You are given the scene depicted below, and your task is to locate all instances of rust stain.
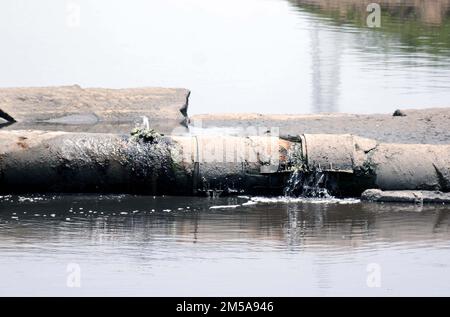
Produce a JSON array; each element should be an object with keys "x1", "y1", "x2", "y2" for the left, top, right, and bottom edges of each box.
[{"x1": 17, "y1": 136, "x2": 29, "y2": 149}]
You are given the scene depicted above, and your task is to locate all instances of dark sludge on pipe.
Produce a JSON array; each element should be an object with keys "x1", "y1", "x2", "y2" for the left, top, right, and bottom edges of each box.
[
  {"x1": 0, "y1": 130, "x2": 293, "y2": 195},
  {"x1": 1, "y1": 130, "x2": 449, "y2": 197}
]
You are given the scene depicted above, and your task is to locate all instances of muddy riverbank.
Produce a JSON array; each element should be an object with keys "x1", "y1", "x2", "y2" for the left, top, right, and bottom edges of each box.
[
  {"x1": 0, "y1": 86, "x2": 190, "y2": 134},
  {"x1": 192, "y1": 107, "x2": 450, "y2": 144},
  {"x1": 2, "y1": 85, "x2": 448, "y2": 145}
]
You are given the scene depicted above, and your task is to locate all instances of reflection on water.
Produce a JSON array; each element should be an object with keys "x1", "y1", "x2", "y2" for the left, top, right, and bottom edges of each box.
[
  {"x1": 0, "y1": 194, "x2": 449, "y2": 296},
  {"x1": 1, "y1": 0, "x2": 450, "y2": 114},
  {"x1": 292, "y1": 0, "x2": 450, "y2": 53},
  {"x1": 291, "y1": 0, "x2": 450, "y2": 113},
  {"x1": 293, "y1": 0, "x2": 450, "y2": 27},
  {"x1": 310, "y1": 19, "x2": 343, "y2": 112}
]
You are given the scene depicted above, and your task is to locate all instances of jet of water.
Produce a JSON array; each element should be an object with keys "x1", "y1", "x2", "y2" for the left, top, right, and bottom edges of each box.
[
  {"x1": 141, "y1": 116, "x2": 150, "y2": 130},
  {"x1": 284, "y1": 169, "x2": 331, "y2": 198}
]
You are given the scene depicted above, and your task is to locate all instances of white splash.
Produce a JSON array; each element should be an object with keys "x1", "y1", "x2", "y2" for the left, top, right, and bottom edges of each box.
[
  {"x1": 141, "y1": 116, "x2": 150, "y2": 130},
  {"x1": 248, "y1": 196, "x2": 361, "y2": 205}
]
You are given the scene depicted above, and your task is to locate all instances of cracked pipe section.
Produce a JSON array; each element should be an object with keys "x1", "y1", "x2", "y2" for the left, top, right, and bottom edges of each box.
[{"x1": 299, "y1": 134, "x2": 450, "y2": 195}]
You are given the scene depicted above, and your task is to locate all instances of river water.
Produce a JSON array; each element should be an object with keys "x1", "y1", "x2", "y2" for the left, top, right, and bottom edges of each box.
[
  {"x1": 1, "y1": 0, "x2": 450, "y2": 296},
  {"x1": 1, "y1": 0, "x2": 450, "y2": 114},
  {"x1": 0, "y1": 194, "x2": 449, "y2": 296}
]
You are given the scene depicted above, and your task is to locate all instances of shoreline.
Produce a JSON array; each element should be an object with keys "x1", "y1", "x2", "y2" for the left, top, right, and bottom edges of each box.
[
  {"x1": 1, "y1": 86, "x2": 449, "y2": 145},
  {"x1": 191, "y1": 107, "x2": 450, "y2": 145}
]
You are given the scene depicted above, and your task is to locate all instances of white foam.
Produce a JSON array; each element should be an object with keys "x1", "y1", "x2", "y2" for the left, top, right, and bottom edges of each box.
[
  {"x1": 209, "y1": 205, "x2": 240, "y2": 209},
  {"x1": 248, "y1": 196, "x2": 361, "y2": 205},
  {"x1": 242, "y1": 201, "x2": 258, "y2": 206}
]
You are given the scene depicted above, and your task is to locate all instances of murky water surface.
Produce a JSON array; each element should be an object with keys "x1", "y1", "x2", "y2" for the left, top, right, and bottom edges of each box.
[{"x1": 0, "y1": 194, "x2": 449, "y2": 296}]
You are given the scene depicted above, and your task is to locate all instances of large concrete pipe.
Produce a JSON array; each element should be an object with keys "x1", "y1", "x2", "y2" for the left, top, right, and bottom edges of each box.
[
  {"x1": 1, "y1": 130, "x2": 449, "y2": 196},
  {"x1": 298, "y1": 134, "x2": 450, "y2": 196},
  {"x1": 0, "y1": 130, "x2": 293, "y2": 195}
]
